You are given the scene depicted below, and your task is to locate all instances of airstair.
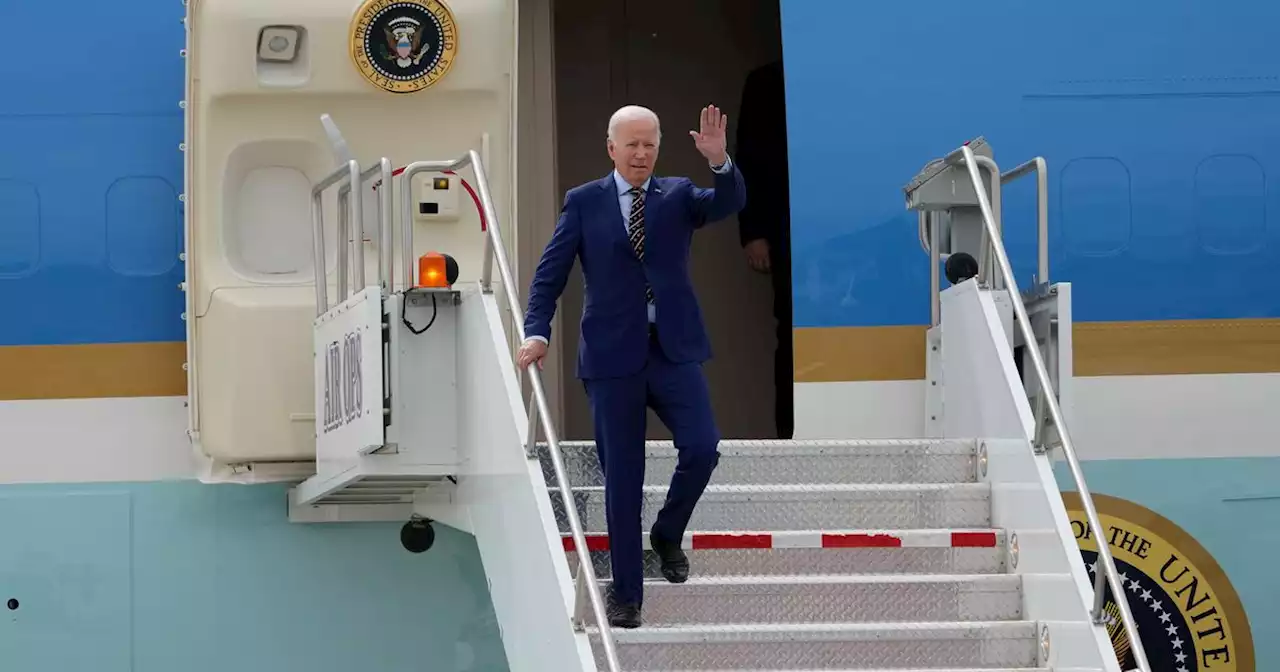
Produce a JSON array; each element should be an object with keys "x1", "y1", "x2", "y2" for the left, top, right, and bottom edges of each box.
[{"x1": 276, "y1": 124, "x2": 1150, "y2": 670}]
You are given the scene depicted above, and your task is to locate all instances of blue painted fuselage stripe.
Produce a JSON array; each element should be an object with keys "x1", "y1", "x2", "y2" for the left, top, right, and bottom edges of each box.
[{"x1": 780, "y1": 0, "x2": 1280, "y2": 329}]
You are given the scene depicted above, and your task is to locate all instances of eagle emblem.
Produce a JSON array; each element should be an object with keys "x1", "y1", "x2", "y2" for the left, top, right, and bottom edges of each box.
[
  {"x1": 381, "y1": 16, "x2": 432, "y2": 68},
  {"x1": 350, "y1": 0, "x2": 458, "y2": 94}
]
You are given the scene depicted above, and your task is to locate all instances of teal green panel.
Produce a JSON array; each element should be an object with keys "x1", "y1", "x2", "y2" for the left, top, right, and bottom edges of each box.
[
  {"x1": 0, "y1": 491, "x2": 134, "y2": 669},
  {"x1": 0, "y1": 481, "x2": 510, "y2": 672}
]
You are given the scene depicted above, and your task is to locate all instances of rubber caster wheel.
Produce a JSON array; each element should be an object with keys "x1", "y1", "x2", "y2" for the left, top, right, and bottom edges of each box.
[{"x1": 401, "y1": 515, "x2": 435, "y2": 553}]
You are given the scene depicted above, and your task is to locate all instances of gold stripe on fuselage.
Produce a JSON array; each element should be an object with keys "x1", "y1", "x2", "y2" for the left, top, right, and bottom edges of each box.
[
  {"x1": 795, "y1": 318, "x2": 1280, "y2": 383},
  {"x1": 2, "y1": 317, "x2": 1279, "y2": 400},
  {"x1": 0, "y1": 341, "x2": 187, "y2": 400}
]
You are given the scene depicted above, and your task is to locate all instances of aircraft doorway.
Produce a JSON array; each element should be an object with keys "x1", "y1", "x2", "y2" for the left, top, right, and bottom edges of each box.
[{"x1": 521, "y1": 0, "x2": 792, "y2": 441}]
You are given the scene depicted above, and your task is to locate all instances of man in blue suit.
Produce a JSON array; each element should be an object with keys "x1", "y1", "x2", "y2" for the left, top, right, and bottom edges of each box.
[{"x1": 518, "y1": 104, "x2": 746, "y2": 628}]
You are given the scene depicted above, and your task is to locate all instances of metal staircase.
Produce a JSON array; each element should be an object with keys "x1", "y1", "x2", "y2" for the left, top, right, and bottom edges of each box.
[
  {"x1": 517, "y1": 137, "x2": 1148, "y2": 671},
  {"x1": 539, "y1": 438, "x2": 1078, "y2": 670}
]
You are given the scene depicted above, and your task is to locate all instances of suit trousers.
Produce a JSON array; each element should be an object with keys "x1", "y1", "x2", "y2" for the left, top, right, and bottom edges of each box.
[{"x1": 584, "y1": 327, "x2": 721, "y2": 606}]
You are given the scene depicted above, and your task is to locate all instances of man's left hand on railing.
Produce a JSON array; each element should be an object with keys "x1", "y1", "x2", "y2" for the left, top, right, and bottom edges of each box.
[{"x1": 517, "y1": 337, "x2": 548, "y2": 370}]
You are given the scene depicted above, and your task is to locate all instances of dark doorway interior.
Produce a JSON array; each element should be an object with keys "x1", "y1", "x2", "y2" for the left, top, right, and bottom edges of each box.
[{"x1": 550, "y1": 0, "x2": 793, "y2": 440}]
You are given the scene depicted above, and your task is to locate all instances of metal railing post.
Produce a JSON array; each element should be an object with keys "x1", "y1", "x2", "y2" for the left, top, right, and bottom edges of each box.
[
  {"x1": 337, "y1": 190, "x2": 350, "y2": 300},
  {"x1": 379, "y1": 157, "x2": 393, "y2": 291},
  {"x1": 572, "y1": 562, "x2": 589, "y2": 631},
  {"x1": 312, "y1": 188, "x2": 329, "y2": 316},
  {"x1": 958, "y1": 144, "x2": 1150, "y2": 672},
  {"x1": 526, "y1": 396, "x2": 541, "y2": 458},
  {"x1": 336, "y1": 160, "x2": 389, "y2": 296},
  {"x1": 927, "y1": 211, "x2": 940, "y2": 327},
  {"x1": 311, "y1": 159, "x2": 361, "y2": 316},
  {"x1": 1001, "y1": 157, "x2": 1049, "y2": 286},
  {"x1": 1036, "y1": 159, "x2": 1049, "y2": 285},
  {"x1": 400, "y1": 166, "x2": 418, "y2": 290},
  {"x1": 347, "y1": 160, "x2": 364, "y2": 295},
  {"x1": 972, "y1": 155, "x2": 1002, "y2": 290},
  {"x1": 467, "y1": 150, "x2": 500, "y2": 294}
]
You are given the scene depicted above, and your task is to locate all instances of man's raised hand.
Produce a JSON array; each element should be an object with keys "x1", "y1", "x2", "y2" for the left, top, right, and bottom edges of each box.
[{"x1": 690, "y1": 105, "x2": 728, "y2": 167}]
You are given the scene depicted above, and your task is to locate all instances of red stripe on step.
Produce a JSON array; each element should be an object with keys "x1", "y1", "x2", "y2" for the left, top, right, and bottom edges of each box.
[
  {"x1": 563, "y1": 536, "x2": 611, "y2": 552},
  {"x1": 562, "y1": 531, "x2": 998, "y2": 551},
  {"x1": 691, "y1": 533, "x2": 772, "y2": 549},
  {"x1": 950, "y1": 531, "x2": 999, "y2": 547},
  {"x1": 821, "y1": 533, "x2": 902, "y2": 548}
]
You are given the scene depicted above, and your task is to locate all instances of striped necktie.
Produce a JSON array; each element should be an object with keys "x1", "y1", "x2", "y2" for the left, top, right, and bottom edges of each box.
[{"x1": 626, "y1": 186, "x2": 655, "y2": 304}]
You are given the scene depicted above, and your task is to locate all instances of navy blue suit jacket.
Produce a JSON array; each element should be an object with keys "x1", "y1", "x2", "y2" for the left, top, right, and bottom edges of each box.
[{"x1": 524, "y1": 164, "x2": 747, "y2": 380}]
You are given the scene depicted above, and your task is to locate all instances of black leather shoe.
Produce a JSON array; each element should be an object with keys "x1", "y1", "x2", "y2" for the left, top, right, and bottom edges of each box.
[
  {"x1": 649, "y1": 530, "x2": 690, "y2": 583},
  {"x1": 606, "y1": 588, "x2": 642, "y2": 629}
]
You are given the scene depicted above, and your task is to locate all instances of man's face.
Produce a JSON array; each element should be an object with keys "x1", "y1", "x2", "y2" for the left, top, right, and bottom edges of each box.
[{"x1": 607, "y1": 118, "x2": 660, "y2": 187}]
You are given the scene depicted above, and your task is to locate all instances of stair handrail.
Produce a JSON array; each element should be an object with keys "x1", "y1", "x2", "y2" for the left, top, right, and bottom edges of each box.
[
  {"x1": 391, "y1": 151, "x2": 622, "y2": 670},
  {"x1": 952, "y1": 144, "x2": 1150, "y2": 672},
  {"x1": 1001, "y1": 157, "x2": 1050, "y2": 287}
]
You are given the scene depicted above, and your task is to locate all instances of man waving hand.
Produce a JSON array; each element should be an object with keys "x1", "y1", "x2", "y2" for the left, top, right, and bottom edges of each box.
[{"x1": 519, "y1": 104, "x2": 746, "y2": 628}]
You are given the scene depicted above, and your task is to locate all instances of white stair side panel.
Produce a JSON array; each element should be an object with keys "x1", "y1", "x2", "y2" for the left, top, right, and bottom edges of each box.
[
  {"x1": 1017, "y1": 574, "x2": 1095, "y2": 621},
  {"x1": 986, "y1": 446, "x2": 1119, "y2": 671},
  {"x1": 1037, "y1": 621, "x2": 1123, "y2": 672},
  {"x1": 429, "y1": 284, "x2": 594, "y2": 672},
  {"x1": 938, "y1": 281, "x2": 1034, "y2": 442},
  {"x1": 1027, "y1": 453, "x2": 1118, "y2": 640},
  {"x1": 990, "y1": 484, "x2": 1059, "y2": 529},
  {"x1": 412, "y1": 480, "x2": 473, "y2": 533},
  {"x1": 924, "y1": 325, "x2": 943, "y2": 437},
  {"x1": 940, "y1": 284, "x2": 1119, "y2": 672},
  {"x1": 981, "y1": 439, "x2": 1093, "y2": 594},
  {"x1": 1004, "y1": 530, "x2": 1077, "y2": 575}
]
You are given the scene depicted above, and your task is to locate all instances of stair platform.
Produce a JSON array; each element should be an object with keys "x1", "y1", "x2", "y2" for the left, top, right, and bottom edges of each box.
[{"x1": 288, "y1": 454, "x2": 455, "y2": 522}]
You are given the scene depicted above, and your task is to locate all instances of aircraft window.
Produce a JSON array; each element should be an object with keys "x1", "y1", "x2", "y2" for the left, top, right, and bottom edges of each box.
[{"x1": 231, "y1": 165, "x2": 314, "y2": 278}]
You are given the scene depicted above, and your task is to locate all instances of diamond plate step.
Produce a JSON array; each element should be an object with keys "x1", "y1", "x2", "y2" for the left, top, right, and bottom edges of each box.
[
  {"x1": 609, "y1": 574, "x2": 1023, "y2": 625},
  {"x1": 537, "y1": 439, "x2": 978, "y2": 487},
  {"x1": 567, "y1": 532, "x2": 1008, "y2": 579},
  {"x1": 587, "y1": 621, "x2": 1041, "y2": 670},
  {"x1": 552, "y1": 483, "x2": 992, "y2": 532}
]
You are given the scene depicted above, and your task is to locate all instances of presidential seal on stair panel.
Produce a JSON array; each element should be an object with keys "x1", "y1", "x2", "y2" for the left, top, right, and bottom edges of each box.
[
  {"x1": 350, "y1": 0, "x2": 458, "y2": 94},
  {"x1": 1061, "y1": 492, "x2": 1254, "y2": 672}
]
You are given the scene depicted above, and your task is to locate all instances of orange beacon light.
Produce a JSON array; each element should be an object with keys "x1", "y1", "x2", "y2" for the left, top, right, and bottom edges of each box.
[{"x1": 417, "y1": 252, "x2": 458, "y2": 288}]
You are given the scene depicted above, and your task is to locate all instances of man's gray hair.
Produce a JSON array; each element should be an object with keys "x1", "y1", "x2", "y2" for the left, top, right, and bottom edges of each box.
[{"x1": 607, "y1": 105, "x2": 662, "y2": 144}]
